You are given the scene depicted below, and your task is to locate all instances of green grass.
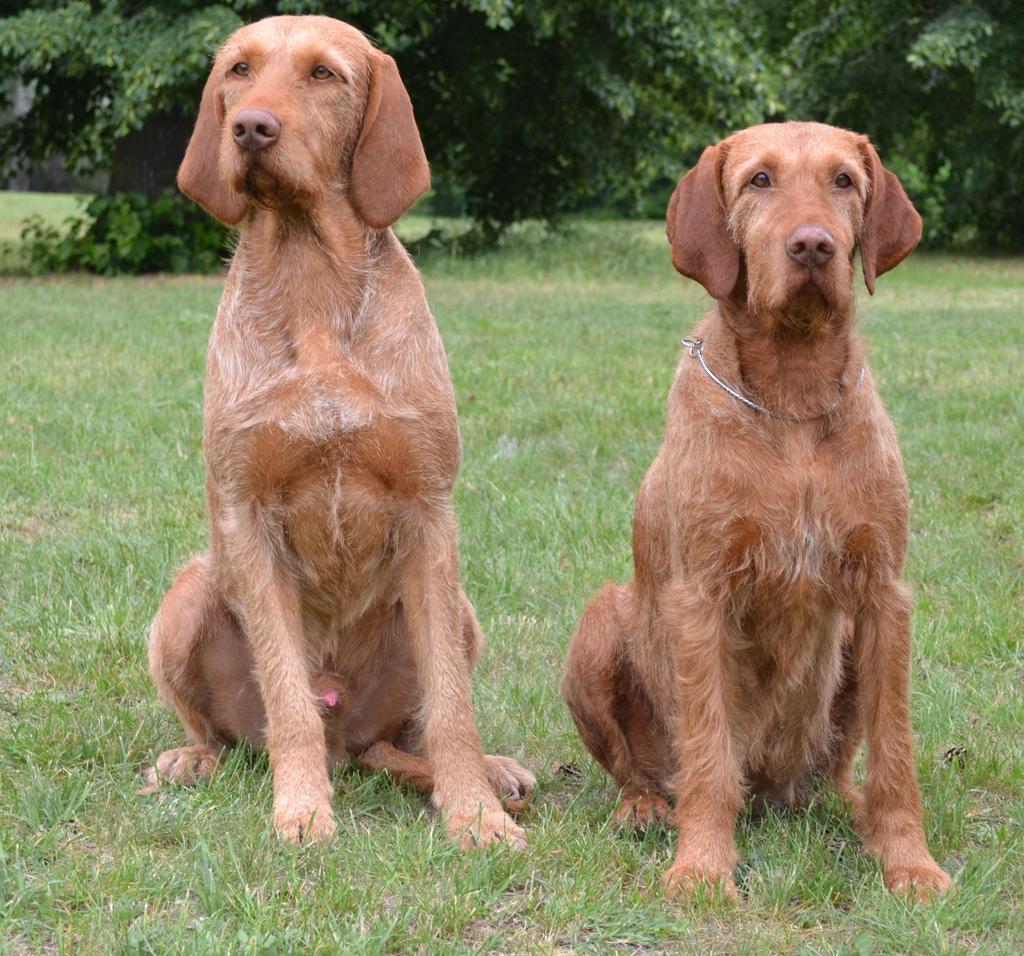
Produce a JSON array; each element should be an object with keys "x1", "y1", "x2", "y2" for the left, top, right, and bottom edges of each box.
[{"x1": 1, "y1": 197, "x2": 1022, "y2": 953}]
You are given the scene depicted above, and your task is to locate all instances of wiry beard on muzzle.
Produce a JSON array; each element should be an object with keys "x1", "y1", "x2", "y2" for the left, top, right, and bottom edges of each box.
[
  {"x1": 748, "y1": 272, "x2": 848, "y2": 335},
  {"x1": 232, "y1": 158, "x2": 306, "y2": 212}
]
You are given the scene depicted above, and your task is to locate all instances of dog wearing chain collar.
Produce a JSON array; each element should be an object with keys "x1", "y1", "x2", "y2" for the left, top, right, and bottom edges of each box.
[{"x1": 561, "y1": 121, "x2": 951, "y2": 900}]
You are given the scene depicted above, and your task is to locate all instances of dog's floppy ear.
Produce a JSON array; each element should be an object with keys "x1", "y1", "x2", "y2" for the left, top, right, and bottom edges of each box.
[
  {"x1": 666, "y1": 144, "x2": 739, "y2": 300},
  {"x1": 177, "y1": 60, "x2": 248, "y2": 226},
  {"x1": 350, "y1": 51, "x2": 430, "y2": 230},
  {"x1": 859, "y1": 141, "x2": 922, "y2": 295}
]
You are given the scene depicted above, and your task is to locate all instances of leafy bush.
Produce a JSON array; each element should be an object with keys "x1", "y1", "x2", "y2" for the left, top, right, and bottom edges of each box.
[
  {"x1": 885, "y1": 156, "x2": 965, "y2": 249},
  {"x1": 21, "y1": 191, "x2": 230, "y2": 275}
]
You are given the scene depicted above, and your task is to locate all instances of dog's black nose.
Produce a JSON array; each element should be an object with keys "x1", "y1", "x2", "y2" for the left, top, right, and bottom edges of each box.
[
  {"x1": 232, "y1": 109, "x2": 282, "y2": 151},
  {"x1": 786, "y1": 225, "x2": 836, "y2": 267}
]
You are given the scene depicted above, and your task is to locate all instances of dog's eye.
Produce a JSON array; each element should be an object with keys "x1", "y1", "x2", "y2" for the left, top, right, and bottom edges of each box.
[
  {"x1": 311, "y1": 65, "x2": 334, "y2": 80},
  {"x1": 750, "y1": 172, "x2": 772, "y2": 189},
  {"x1": 232, "y1": 62, "x2": 250, "y2": 77},
  {"x1": 835, "y1": 173, "x2": 854, "y2": 189}
]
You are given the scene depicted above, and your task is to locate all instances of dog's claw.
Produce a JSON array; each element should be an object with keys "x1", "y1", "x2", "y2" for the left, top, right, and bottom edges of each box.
[
  {"x1": 138, "y1": 745, "x2": 220, "y2": 793},
  {"x1": 615, "y1": 790, "x2": 672, "y2": 829}
]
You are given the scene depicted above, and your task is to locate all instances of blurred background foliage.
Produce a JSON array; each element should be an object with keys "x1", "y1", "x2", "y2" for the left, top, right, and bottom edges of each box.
[{"x1": 0, "y1": 0, "x2": 1021, "y2": 272}]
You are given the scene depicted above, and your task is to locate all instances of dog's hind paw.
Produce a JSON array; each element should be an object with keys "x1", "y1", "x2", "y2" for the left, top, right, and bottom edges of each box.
[
  {"x1": 615, "y1": 789, "x2": 672, "y2": 829},
  {"x1": 137, "y1": 745, "x2": 220, "y2": 793},
  {"x1": 484, "y1": 754, "x2": 537, "y2": 814}
]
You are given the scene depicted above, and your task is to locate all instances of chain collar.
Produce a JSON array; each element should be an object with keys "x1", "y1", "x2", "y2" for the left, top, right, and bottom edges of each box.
[{"x1": 681, "y1": 337, "x2": 865, "y2": 424}]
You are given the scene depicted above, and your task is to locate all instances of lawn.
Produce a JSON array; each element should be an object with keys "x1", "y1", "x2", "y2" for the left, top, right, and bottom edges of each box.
[{"x1": 1, "y1": 200, "x2": 1022, "y2": 953}]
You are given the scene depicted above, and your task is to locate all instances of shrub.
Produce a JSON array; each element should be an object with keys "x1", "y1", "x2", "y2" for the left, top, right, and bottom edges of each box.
[{"x1": 21, "y1": 191, "x2": 230, "y2": 275}]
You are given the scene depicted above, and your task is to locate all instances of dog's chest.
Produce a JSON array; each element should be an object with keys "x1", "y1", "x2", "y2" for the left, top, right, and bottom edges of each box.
[
  {"x1": 719, "y1": 441, "x2": 880, "y2": 607},
  {"x1": 205, "y1": 296, "x2": 460, "y2": 608},
  {"x1": 206, "y1": 302, "x2": 459, "y2": 492},
  {"x1": 720, "y1": 464, "x2": 867, "y2": 787},
  {"x1": 749, "y1": 485, "x2": 841, "y2": 596}
]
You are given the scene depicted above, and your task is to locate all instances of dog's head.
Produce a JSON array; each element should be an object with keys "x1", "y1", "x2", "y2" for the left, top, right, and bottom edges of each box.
[
  {"x1": 177, "y1": 15, "x2": 429, "y2": 230},
  {"x1": 666, "y1": 122, "x2": 921, "y2": 320}
]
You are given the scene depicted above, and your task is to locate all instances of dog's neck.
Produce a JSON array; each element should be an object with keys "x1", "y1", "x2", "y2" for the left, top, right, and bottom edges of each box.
[
  {"x1": 716, "y1": 289, "x2": 858, "y2": 422},
  {"x1": 231, "y1": 192, "x2": 386, "y2": 341}
]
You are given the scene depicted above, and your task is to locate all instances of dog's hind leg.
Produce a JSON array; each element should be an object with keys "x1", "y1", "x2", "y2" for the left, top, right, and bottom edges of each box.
[
  {"x1": 562, "y1": 583, "x2": 673, "y2": 827},
  {"x1": 827, "y1": 626, "x2": 866, "y2": 824},
  {"x1": 142, "y1": 554, "x2": 239, "y2": 791},
  {"x1": 353, "y1": 590, "x2": 536, "y2": 815},
  {"x1": 358, "y1": 741, "x2": 536, "y2": 814}
]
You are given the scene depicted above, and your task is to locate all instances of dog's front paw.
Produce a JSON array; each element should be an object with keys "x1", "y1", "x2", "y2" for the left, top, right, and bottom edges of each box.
[
  {"x1": 484, "y1": 754, "x2": 537, "y2": 814},
  {"x1": 883, "y1": 859, "x2": 951, "y2": 901},
  {"x1": 662, "y1": 861, "x2": 738, "y2": 902},
  {"x1": 273, "y1": 800, "x2": 336, "y2": 845},
  {"x1": 446, "y1": 806, "x2": 527, "y2": 851}
]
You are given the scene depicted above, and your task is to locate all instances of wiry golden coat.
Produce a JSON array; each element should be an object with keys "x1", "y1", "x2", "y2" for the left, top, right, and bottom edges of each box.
[
  {"x1": 146, "y1": 15, "x2": 533, "y2": 847},
  {"x1": 562, "y1": 122, "x2": 951, "y2": 900}
]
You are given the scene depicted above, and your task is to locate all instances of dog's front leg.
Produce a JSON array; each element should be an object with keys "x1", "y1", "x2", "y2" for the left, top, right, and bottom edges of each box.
[
  {"x1": 223, "y1": 518, "x2": 334, "y2": 844},
  {"x1": 399, "y1": 512, "x2": 526, "y2": 849},
  {"x1": 661, "y1": 585, "x2": 743, "y2": 900},
  {"x1": 855, "y1": 580, "x2": 950, "y2": 899}
]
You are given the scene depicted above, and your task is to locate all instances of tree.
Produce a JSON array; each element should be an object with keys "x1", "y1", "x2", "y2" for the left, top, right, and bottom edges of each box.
[
  {"x1": 756, "y1": 0, "x2": 1024, "y2": 248},
  {"x1": 5, "y1": 1, "x2": 1020, "y2": 253},
  {"x1": 0, "y1": 0, "x2": 771, "y2": 231},
  {"x1": 0, "y1": 2, "x2": 244, "y2": 195}
]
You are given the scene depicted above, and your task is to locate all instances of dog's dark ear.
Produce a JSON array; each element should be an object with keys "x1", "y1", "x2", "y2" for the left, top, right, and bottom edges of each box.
[
  {"x1": 666, "y1": 144, "x2": 739, "y2": 300},
  {"x1": 177, "y1": 60, "x2": 248, "y2": 226},
  {"x1": 859, "y1": 141, "x2": 922, "y2": 294},
  {"x1": 350, "y1": 51, "x2": 430, "y2": 230}
]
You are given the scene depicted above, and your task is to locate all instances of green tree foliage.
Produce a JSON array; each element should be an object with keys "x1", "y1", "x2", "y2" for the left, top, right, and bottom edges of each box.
[
  {"x1": 1, "y1": 0, "x2": 1022, "y2": 257},
  {"x1": 0, "y1": 0, "x2": 772, "y2": 233},
  {"x1": 760, "y1": 0, "x2": 1024, "y2": 248},
  {"x1": 0, "y1": 2, "x2": 242, "y2": 177},
  {"x1": 20, "y1": 189, "x2": 229, "y2": 274},
  {"x1": 361, "y1": 0, "x2": 776, "y2": 228}
]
